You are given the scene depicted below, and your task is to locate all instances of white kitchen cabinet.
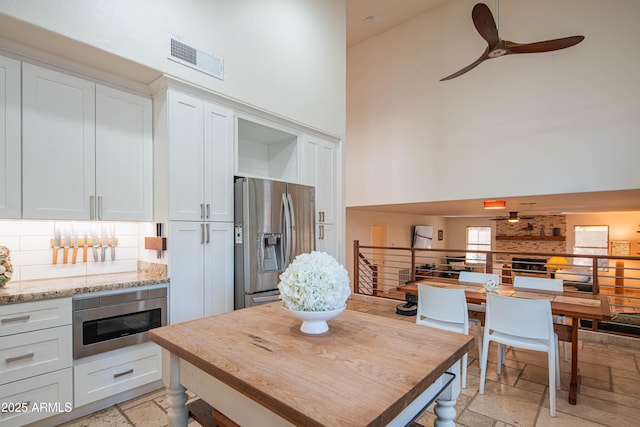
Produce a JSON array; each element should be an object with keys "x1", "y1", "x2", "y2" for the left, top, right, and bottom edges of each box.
[
  {"x1": 22, "y1": 63, "x2": 153, "y2": 220},
  {"x1": 0, "y1": 298, "x2": 72, "y2": 427},
  {"x1": 22, "y1": 63, "x2": 95, "y2": 220},
  {"x1": 0, "y1": 368, "x2": 73, "y2": 427},
  {"x1": 168, "y1": 221, "x2": 234, "y2": 324},
  {"x1": 0, "y1": 55, "x2": 21, "y2": 219},
  {"x1": 168, "y1": 91, "x2": 234, "y2": 222},
  {"x1": 73, "y1": 341, "x2": 161, "y2": 407},
  {"x1": 302, "y1": 135, "x2": 340, "y2": 258},
  {"x1": 95, "y1": 85, "x2": 153, "y2": 221},
  {"x1": 316, "y1": 222, "x2": 339, "y2": 258}
]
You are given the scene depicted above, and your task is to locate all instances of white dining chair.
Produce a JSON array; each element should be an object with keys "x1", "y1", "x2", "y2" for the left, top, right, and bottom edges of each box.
[
  {"x1": 513, "y1": 276, "x2": 569, "y2": 361},
  {"x1": 416, "y1": 284, "x2": 481, "y2": 389},
  {"x1": 458, "y1": 271, "x2": 500, "y2": 313},
  {"x1": 479, "y1": 292, "x2": 560, "y2": 417}
]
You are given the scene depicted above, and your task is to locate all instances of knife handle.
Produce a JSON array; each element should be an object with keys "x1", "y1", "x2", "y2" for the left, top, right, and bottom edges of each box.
[
  {"x1": 52, "y1": 247, "x2": 59, "y2": 265},
  {"x1": 72, "y1": 246, "x2": 78, "y2": 264},
  {"x1": 83, "y1": 246, "x2": 88, "y2": 263},
  {"x1": 63, "y1": 247, "x2": 69, "y2": 264},
  {"x1": 93, "y1": 247, "x2": 98, "y2": 262},
  {"x1": 101, "y1": 246, "x2": 106, "y2": 262}
]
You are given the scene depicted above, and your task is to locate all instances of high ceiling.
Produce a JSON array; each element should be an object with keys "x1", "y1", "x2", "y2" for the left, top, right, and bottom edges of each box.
[
  {"x1": 346, "y1": 1, "x2": 640, "y2": 218},
  {"x1": 347, "y1": 0, "x2": 449, "y2": 47}
]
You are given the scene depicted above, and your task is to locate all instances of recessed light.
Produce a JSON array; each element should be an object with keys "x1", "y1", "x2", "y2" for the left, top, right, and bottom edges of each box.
[{"x1": 363, "y1": 16, "x2": 374, "y2": 24}]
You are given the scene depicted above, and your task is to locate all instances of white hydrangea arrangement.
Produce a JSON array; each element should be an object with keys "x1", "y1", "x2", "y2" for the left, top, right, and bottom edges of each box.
[{"x1": 278, "y1": 251, "x2": 350, "y2": 312}]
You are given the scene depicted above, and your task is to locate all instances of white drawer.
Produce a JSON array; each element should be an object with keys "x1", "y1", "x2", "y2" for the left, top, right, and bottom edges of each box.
[
  {"x1": 74, "y1": 342, "x2": 161, "y2": 407},
  {"x1": 0, "y1": 367, "x2": 73, "y2": 427},
  {"x1": 0, "y1": 325, "x2": 72, "y2": 386},
  {"x1": 0, "y1": 298, "x2": 71, "y2": 337}
]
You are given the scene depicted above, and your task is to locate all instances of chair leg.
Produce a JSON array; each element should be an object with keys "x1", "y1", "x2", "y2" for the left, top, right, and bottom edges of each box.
[
  {"x1": 555, "y1": 337, "x2": 561, "y2": 389},
  {"x1": 461, "y1": 353, "x2": 468, "y2": 389},
  {"x1": 476, "y1": 323, "x2": 483, "y2": 361},
  {"x1": 548, "y1": 347, "x2": 557, "y2": 417},
  {"x1": 479, "y1": 336, "x2": 491, "y2": 394},
  {"x1": 496, "y1": 343, "x2": 504, "y2": 375},
  {"x1": 562, "y1": 341, "x2": 568, "y2": 362}
]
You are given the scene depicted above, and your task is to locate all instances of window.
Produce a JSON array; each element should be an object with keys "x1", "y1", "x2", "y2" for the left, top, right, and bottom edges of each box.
[
  {"x1": 467, "y1": 226, "x2": 491, "y2": 263},
  {"x1": 573, "y1": 225, "x2": 608, "y2": 268}
]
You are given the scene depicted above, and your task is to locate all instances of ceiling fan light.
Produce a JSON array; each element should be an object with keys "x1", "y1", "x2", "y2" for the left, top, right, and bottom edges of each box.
[
  {"x1": 507, "y1": 211, "x2": 520, "y2": 223},
  {"x1": 484, "y1": 200, "x2": 506, "y2": 209}
]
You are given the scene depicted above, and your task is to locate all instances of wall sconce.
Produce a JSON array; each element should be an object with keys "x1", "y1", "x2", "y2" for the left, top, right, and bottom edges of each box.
[
  {"x1": 507, "y1": 212, "x2": 520, "y2": 223},
  {"x1": 483, "y1": 200, "x2": 506, "y2": 209}
]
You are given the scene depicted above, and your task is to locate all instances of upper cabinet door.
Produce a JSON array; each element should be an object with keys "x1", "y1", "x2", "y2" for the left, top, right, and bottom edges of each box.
[
  {"x1": 95, "y1": 85, "x2": 153, "y2": 221},
  {"x1": 168, "y1": 91, "x2": 205, "y2": 221},
  {"x1": 203, "y1": 103, "x2": 234, "y2": 222},
  {"x1": 302, "y1": 135, "x2": 337, "y2": 224},
  {"x1": 0, "y1": 55, "x2": 21, "y2": 219},
  {"x1": 22, "y1": 63, "x2": 95, "y2": 220}
]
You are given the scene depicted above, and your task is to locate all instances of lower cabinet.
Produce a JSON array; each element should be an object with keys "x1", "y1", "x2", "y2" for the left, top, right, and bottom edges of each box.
[
  {"x1": 73, "y1": 342, "x2": 161, "y2": 407},
  {"x1": 0, "y1": 368, "x2": 73, "y2": 427},
  {"x1": 316, "y1": 223, "x2": 338, "y2": 258}
]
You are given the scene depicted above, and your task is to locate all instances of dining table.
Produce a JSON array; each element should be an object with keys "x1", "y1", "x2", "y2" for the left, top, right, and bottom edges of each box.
[
  {"x1": 397, "y1": 278, "x2": 612, "y2": 405},
  {"x1": 150, "y1": 302, "x2": 474, "y2": 427}
]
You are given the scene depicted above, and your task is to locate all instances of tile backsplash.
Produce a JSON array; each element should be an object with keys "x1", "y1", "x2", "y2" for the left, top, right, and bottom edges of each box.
[{"x1": 0, "y1": 220, "x2": 157, "y2": 282}]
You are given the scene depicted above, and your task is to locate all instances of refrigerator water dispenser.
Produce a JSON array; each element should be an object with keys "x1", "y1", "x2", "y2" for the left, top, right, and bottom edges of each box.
[{"x1": 260, "y1": 233, "x2": 283, "y2": 272}]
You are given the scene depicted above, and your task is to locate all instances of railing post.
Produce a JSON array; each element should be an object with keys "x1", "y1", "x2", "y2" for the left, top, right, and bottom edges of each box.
[
  {"x1": 592, "y1": 257, "x2": 599, "y2": 295},
  {"x1": 410, "y1": 248, "x2": 416, "y2": 282},
  {"x1": 486, "y1": 252, "x2": 493, "y2": 274},
  {"x1": 353, "y1": 240, "x2": 360, "y2": 294}
]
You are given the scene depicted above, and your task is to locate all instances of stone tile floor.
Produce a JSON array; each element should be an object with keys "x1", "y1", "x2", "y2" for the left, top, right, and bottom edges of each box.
[{"x1": 61, "y1": 297, "x2": 640, "y2": 427}]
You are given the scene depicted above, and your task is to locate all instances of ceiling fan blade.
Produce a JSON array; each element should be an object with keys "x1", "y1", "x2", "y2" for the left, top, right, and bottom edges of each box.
[
  {"x1": 505, "y1": 35, "x2": 585, "y2": 54},
  {"x1": 440, "y1": 50, "x2": 490, "y2": 81},
  {"x1": 472, "y1": 3, "x2": 499, "y2": 47}
]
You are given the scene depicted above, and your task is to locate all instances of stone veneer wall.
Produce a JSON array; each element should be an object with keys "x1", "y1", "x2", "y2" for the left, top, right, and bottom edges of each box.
[{"x1": 496, "y1": 215, "x2": 567, "y2": 254}]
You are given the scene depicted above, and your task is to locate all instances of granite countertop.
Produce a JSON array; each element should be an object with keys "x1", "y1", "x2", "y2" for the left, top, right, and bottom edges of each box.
[{"x1": 0, "y1": 272, "x2": 170, "y2": 304}]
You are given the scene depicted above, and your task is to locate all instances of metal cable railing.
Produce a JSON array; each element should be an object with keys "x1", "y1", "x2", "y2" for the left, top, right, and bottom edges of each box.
[{"x1": 353, "y1": 240, "x2": 640, "y2": 338}]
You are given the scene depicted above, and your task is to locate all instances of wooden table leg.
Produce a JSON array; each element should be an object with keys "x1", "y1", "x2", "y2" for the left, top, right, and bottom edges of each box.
[{"x1": 568, "y1": 319, "x2": 580, "y2": 405}]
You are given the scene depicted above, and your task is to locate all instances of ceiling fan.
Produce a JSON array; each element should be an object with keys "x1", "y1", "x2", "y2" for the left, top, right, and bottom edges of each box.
[
  {"x1": 490, "y1": 212, "x2": 534, "y2": 223},
  {"x1": 440, "y1": 2, "x2": 585, "y2": 81}
]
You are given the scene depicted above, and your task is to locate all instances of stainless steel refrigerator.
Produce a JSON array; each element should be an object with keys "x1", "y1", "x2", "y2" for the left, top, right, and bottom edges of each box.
[{"x1": 234, "y1": 177, "x2": 315, "y2": 309}]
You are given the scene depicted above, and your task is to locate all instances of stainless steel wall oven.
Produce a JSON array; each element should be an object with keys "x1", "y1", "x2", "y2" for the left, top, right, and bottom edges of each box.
[{"x1": 72, "y1": 286, "x2": 167, "y2": 359}]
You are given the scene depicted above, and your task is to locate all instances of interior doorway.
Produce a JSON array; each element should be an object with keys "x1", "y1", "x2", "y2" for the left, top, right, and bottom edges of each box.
[{"x1": 371, "y1": 225, "x2": 387, "y2": 293}]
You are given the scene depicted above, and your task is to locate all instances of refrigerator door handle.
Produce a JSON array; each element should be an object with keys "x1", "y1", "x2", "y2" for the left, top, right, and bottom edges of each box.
[
  {"x1": 282, "y1": 193, "x2": 292, "y2": 265},
  {"x1": 287, "y1": 193, "x2": 296, "y2": 258}
]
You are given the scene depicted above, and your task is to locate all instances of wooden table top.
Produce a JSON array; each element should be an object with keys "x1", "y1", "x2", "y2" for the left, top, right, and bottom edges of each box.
[
  {"x1": 150, "y1": 302, "x2": 474, "y2": 427},
  {"x1": 399, "y1": 280, "x2": 611, "y2": 321}
]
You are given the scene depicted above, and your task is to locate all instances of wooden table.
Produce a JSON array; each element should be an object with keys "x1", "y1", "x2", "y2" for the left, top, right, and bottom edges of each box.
[
  {"x1": 398, "y1": 279, "x2": 611, "y2": 405},
  {"x1": 150, "y1": 302, "x2": 474, "y2": 427}
]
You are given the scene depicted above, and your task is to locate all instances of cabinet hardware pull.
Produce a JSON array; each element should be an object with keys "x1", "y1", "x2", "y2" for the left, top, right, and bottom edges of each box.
[
  {"x1": 90, "y1": 196, "x2": 95, "y2": 220},
  {"x1": 201, "y1": 224, "x2": 205, "y2": 244},
  {"x1": 206, "y1": 203, "x2": 211, "y2": 219},
  {"x1": 113, "y1": 369, "x2": 134, "y2": 379},
  {"x1": 6, "y1": 352, "x2": 35, "y2": 363},
  {"x1": 1, "y1": 315, "x2": 30, "y2": 324},
  {"x1": 206, "y1": 223, "x2": 210, "y2": 244},
  {"x1": 320, "y1": 225, "x2": 325, "y2": 240},
  {"x1": 98, "y1": 196, "x2": 103, "y2": 220},
  {"x1": 200, "y1": 204, "x2": 205, "y2": 219}
]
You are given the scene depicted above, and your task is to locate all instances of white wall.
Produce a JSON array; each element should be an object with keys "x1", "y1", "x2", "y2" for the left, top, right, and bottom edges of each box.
[
  {"x1": 346, "y1": 0, "x2": 640, "y2": 207},
  {"x1": 0, "y1": 0, "x2": 346, "y2": 137}
]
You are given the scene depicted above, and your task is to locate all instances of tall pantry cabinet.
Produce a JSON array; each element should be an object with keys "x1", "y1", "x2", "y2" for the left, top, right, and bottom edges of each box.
[
  {"x1": 302, "y1": 135, "x2": 340, "y2": 258},
  {"x1": 153, "y1": 88, "x2": 234, "y2": 324}
]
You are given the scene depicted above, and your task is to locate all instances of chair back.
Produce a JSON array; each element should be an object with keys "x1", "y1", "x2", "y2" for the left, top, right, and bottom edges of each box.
[
  {"x1": 514, "y1": 276, "x2": 563, "y2": 292},
  {"x1": 417, "y1": 284, "x2": 469, "y2": 326},
  {"x1": 485, "y1": 293, "x2": 554, "y2": 341},
  {"x1": 459, "y1": 271, "x2": 499, "y2": 284}
]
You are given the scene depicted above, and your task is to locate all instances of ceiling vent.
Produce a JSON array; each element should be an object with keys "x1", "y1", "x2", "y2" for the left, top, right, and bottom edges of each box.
[{"x1": 168, "y1": 35, "x2": 223, "y2": 80}]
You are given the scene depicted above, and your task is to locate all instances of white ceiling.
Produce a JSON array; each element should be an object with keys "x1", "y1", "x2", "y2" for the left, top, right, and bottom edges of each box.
[{"x1": 345, "y1": 1, "x2": 640, "y2": 218}]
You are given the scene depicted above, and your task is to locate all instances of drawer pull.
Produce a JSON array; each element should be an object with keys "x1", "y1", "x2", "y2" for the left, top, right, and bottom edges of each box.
[
  {"x1": 5, "y1": 352, "x2": 35, "y2": 363},
  {"x1": 1, "y1": 315, "x2": 30, "y2": 324},
  {"x1": 113, "y1": 369, "x2": 134, "y2": 379}
]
